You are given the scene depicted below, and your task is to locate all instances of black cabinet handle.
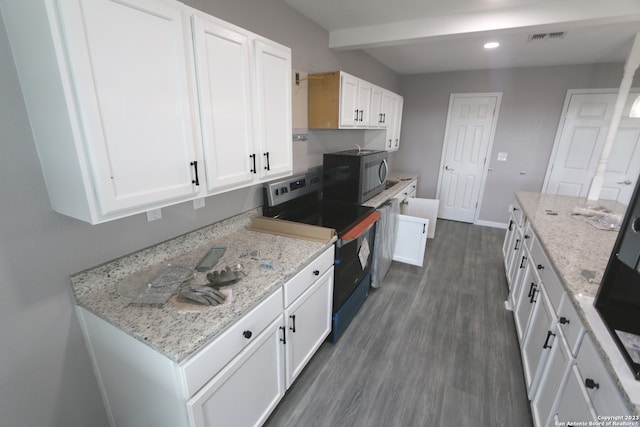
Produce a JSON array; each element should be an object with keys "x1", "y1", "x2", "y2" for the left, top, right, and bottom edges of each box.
[
  {"x1": 289, "y1": 315, "x2": 296, "y2": 333},
  {"x1": 264, "y1": 152, "x2": 270, "y2": 171},
  {"x1": 524, "y1": 234, "x2": 530, "y2": 240},
  {"x1": 585, "y1": 378, "x2": 599, "y2": 389},
  {"x1": 242, "y1": 330, "x2": 252, "y2": 339},
  {"x1": 190, "y1": 161, "x2": 200, "y2": 186},
  {"x1": 519, "y1": 255, "x2": 527, "y2": 269},
  {"x1": 279, "y1": 326, "x2": 286, "y2": 344},
  {"x1": 508, "y1": 220, "x2": 513, "y2": 231},
  {"x1": 528, "y1": 283, "x2": 538, "y2": 303},
  {"x1": 249, "y1": 154, "x2": 256, "y2": 174},
  {"x1": 423, "y1": 223, "x2": 426, "y2": 233},
  {"x1": 313, "y1": 270, "x2": 320, "y2": 276},
  {"x1": 543, "y1": 330, "x2": 556, "y2": 349},
  {"x1": 354, "y1": 109, "x2": 359, "y2": 121},
  {"x1": 537, "y1": 264, "x2": 544, "y2": 271},
  {"x1": 514, "y1": 239, "x2": 520, "y2": 251},
  {"x1": 559, "y1": 316, "x2": 570, "y2": 325}
]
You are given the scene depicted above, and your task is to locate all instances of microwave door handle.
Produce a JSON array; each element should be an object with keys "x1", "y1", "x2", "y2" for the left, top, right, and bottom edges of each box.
[{"x1": 379, "y1": 159, "x2": 388, "y2": 184}]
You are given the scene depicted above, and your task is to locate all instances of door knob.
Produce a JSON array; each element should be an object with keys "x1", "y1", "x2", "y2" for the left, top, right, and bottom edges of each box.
[
  {"x1": 444, "y1": 165, "x2": 454, "y2": 171},
  {"x1": 617, "y1": 179, "x2": 632, "y2": 185}
]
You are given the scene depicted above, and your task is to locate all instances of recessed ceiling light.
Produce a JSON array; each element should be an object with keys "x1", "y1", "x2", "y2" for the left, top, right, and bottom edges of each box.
[{"x1": 484, "y1": 42, "x2": 500, "y2": 49}]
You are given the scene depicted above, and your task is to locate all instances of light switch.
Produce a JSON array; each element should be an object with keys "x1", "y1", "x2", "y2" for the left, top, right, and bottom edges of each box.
[{"x1": 497, "y1": 152, "x2": 508, "y2": 162}]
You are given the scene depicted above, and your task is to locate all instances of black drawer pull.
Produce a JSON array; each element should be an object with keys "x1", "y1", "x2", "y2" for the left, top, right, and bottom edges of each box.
[
  {"x1": 528, "y1": 283, "x2": 538, "y2": 303},
  {"x1": 585, "y1": 378, "x2": 599, "y2": 389},
  {"x1": 537, "y1": 264, "x2": 544, "y2": 270},
  {"x1": 542, "y1": 330, "x2": 556, "y2": 349},
  {"x1": 190, "y1": 161, "x2": 200, "y2": 186},
  {"x1": 279, "y1": 326, "x2": 286, "y2": 344},
  {"x1": 312, "y1": 270, "x2": 320, "y2": 276},
  {"x1": 289, "y1": 315, "x2": 296, "y2": 333},
  {"x1": 519, "y1": 255, "x2": 527, "y2": 269},
  {"x1": 514, "y1": 239, "x2": 520, "y2": 251},
  {"x1": 559, "y1": 316, "x2": 570, "y2": 325},
  {"x1": 242, "y1": 330, "x2": 252, "y2": 339}
]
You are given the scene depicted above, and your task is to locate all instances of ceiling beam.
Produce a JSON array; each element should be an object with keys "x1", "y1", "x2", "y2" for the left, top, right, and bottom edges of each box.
[{"x1": 328, "y1": 0, "x2": 640, "y2": 50}]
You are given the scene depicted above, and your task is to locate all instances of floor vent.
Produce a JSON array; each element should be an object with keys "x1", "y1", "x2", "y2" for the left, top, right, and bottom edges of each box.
[{"x1": 528, "y1": 31, "x2": 566, "y2": 42}]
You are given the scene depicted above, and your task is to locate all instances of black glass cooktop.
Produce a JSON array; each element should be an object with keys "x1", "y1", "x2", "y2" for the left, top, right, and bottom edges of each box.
[{"x1": 273, "y1": 201, "x2": 374, "y2": 236}]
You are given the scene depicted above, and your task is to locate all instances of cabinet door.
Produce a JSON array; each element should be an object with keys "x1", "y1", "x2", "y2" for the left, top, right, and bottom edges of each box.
[
  {"x1": 187, "y1": 318, "x2": 285, "y2": 427},
  {"x1": 370, "y1": 85, "x2": 384, "y2": 127},
  {"x1": 339, "y1": 73, "x2": 360, "y2": 127},
  {"x1": 284, "y1": 268, "x2": 333, "y2": 388},
  {"x1": 191, "y1": 15, "x2": 255, "y2": 192},
  {"x1": 58, "y1": 0, "x2": 201, "y2": 215},
  {"x1": 393, "y1": 214, "x2": 428, "y2": 267},
  {"x1": 356, "y1": 80, "x2": 372, "y2": 127},
  {"x1": 531, "y1": 330, "x2": 573, "y2": 427},
  {"x1": 380, "y1": 90, "x2": 393, "y2": 128},
  {"x1": 502, "y1": 211, "x2": 517, "y2": 262},
  {"x1": 390, "y1": 95, "x2": 403, "y2": 150},
  {"x1": 514, "y1": 259, "x2": 538, "y2": 342},
  {"x1": 254, "y1": 39, "x2": 292, "y2": 179},
  {"x1": 521, "y1": 286, "x2": 556, "y2": 397},
  {"x1": 553, "y1": 365, "x2": 597, "y2": 426}
]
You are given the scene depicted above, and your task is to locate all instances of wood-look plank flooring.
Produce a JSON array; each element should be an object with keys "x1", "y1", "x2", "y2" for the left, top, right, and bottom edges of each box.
[{"x1": 264, "y1": 220, "x2": 533, "y2": 427}]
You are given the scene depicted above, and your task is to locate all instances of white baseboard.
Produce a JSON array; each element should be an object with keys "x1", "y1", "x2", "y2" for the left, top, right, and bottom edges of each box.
[{"x1": 475, "y1": 220, "x2": 508, "y2": 229}]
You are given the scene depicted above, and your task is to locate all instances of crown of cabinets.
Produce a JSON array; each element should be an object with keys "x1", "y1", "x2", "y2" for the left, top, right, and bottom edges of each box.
[
  {"x1": 2, "y1": 0, "x2": 292, "y2": 224},
  {"x1": 308, "y1": 71, "x2": 403, "y2": 152}
]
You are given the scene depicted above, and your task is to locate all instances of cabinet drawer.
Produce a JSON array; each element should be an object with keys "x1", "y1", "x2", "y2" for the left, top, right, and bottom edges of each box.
[
  {"x1": 181, "y1": 288, "x2": 283, "y2": 397},
  {"x1": 512, "y1": 201, "x2": 525, "y2": 228},
  {"x1": 283, "y1": 246, "x2": 334, "y2": 307},
  {"x1": 530, "y1": 239, "x2": 565, "y2": 313},
  {"x1": 557, "y1": 294, "x2": 585, "y2": 356},
  {"x1": 523, "y1": 222, "x2": 535, "y2": 250},
  {"x1": 576, "y1": 334, "x2": 630, "y2": 417}
]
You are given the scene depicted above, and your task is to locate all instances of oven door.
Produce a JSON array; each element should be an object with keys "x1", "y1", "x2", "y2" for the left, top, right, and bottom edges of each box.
[{"x1": 333, "y1": 212, "x2": 379, "y2": 311}]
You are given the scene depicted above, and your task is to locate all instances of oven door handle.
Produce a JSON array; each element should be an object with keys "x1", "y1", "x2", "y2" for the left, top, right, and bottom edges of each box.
[{"x1": 338, "y1": 212, "x2": 381, "y2": 247}]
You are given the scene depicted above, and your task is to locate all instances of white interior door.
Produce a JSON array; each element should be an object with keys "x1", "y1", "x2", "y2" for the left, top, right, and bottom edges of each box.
[
  {"x1": 543, "y1": 90, "x2": 640, "y2": 204},
  {"x1": 437, "y1": 93, "x2": 501, "y2": 223}
]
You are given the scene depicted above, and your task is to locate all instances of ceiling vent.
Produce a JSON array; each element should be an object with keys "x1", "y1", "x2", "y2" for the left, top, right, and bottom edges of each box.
[{"x1": 527, "y1": 32, "x2": 566, "y2": 42}]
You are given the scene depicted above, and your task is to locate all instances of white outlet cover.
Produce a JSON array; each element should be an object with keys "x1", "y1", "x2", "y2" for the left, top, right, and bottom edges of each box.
[
  {"x1": 146, "y1": 208, "x2": 162, "y2": 222},
  {"x1": 497, "y1": 152, "x2": 508, "y2": 162},
  {"x1": 193, "y1": 198, "x2": 205, "y2": 210}
]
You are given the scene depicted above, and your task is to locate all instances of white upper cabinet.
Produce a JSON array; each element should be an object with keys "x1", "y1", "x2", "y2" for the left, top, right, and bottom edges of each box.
[
  {"x1": 4, "y1": 0, "x2": 293, "y2": 223},
  {"x1": 254, "y1": 39, "x2": 293, "y2": 180},
  {"x1": 4, "y1": 0, "x2": 204, "y2": 223},
  {"x1": 190, "y1": 12, "x2": 292, "y2": 193},
  {"x1": 338, "y1": 73, "x2": 372, "y2": 128},
  {"x1": 370, "y1": 85, "x2": 385, "y2": 128},
  {"x1": 191, "y1": 14, "x2": 256, "y2": 192}
]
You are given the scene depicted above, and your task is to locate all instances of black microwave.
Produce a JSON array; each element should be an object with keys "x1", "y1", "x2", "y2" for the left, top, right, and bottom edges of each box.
[
  {"x1": 322, "y1": 149, "x2": 388, "y2": 204},
  {"x1": 595, "y1": 173, "x2": 640, "y2": 380}
]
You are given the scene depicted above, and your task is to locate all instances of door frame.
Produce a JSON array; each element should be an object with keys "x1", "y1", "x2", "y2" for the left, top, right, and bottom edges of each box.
[
  {"x1": 435, "y1": 92, "x2": 503, "y2": 224},
  {"x1": 541, "y1": 88, "x2": 640, "y2": 198}
]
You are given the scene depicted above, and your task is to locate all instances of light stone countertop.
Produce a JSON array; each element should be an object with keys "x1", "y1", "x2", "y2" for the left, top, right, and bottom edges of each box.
[
  {"x1": 364, "y1": 172, "x2": 419, "y2": 208},
  {"x1": 71, "y1": 208, "x2": 333, "y2": 364},
  {"x1": 515, "y1": 191, "x2": 640, "y2": 414}
]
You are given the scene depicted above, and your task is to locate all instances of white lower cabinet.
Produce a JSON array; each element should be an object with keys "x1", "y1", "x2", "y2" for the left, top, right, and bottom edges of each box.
[
  {"x1": 78, "y1": 245, "x2": 334, "y2": 427},
  {"x1": 521, "y1": 284, "x2": 556, "y2": 397},
  {"x1": 187, "y1": 318, "x2": 285, "y2": 427},
  {"x1": 283, "y1": 268, "x2": 333, "y2": 388},
  {"x1": 553, "y1": 365, "x2": 598, "y2": 426},
  {"x1": 502, "y1": 202, "x2": 632, "y2": 425}
]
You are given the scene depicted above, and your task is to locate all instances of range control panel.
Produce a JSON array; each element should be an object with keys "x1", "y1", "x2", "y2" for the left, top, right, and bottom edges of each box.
[{"x1": 264, "y1": 169, "x2": 321, "y2": 207}]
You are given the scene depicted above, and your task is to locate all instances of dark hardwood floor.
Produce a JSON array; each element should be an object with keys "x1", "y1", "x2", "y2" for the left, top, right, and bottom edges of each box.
[{"x1": 265, "y1": 220, "x2": 533, "y2": 427}]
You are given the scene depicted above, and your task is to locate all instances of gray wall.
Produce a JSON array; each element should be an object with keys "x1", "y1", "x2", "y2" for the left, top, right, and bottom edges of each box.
[
  {"x1": 0, "y1": 0, "x2": 397, "y2": 426},
  {"x1": 395, "y1": 64, "x2": 640, "y2": 224}
]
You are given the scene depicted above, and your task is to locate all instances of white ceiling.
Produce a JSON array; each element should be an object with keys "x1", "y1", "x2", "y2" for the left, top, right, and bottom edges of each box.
[{"x1": 282, "y1": 0, "x2": 640, "y2": 74}]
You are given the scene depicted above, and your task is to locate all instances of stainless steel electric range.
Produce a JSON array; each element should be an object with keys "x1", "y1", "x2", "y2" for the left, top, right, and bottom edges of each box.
[{"x1": 262, "y1": 169, "x2": 379, "y2": 342}]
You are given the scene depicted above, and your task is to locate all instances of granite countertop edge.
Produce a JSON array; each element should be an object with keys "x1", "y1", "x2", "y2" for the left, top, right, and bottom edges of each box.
[{"x1": 514, "y1": 191, "x2": 639, "y2": 415}]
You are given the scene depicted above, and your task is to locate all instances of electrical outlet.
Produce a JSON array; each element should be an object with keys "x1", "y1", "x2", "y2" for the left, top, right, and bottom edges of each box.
[
  {"x1": 193, "y1": 198, "x2": 205, "y2": 210},
  {"x1": 146, "y1": 208, "x2": 162, "y2": 222}
]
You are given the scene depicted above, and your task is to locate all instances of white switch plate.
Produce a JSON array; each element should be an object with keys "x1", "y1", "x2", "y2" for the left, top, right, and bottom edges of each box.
[
  {"x1": 146, "y1": 208, "x2": 162, "y2": 222},
  {"x1": 193, "y1": 198, "x2": 205, "y2": 210},
  {"x1": 497, "y1": 152, "x2": 508, "y2": 162}
]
